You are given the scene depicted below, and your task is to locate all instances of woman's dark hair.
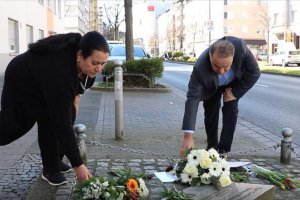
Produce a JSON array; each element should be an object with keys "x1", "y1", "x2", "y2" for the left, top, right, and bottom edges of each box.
[
  {"x1": 209, "y1": 40, "x2": 235, "y2": 58},
  {"x1": 28, "y1": 31, "x2": 109, "y2": 58},
  {"x1": 77, "y1": 31, "x2": 109, "y2": 59},
  {"x1": 28, "y1": 33, "x2": 82, "y2": 54}
]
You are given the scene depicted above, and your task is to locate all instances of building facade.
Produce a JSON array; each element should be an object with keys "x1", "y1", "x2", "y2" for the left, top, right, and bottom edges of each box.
[
  {"x1": 0, "y1": 0, "x2": 64, "y2": 73},
  {"x1": 64, "y1": 0, "x2": 90, "y2": 35}
]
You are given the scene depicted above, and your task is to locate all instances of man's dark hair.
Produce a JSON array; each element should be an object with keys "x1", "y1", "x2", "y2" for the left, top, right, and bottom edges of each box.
[{"x1": 209, "y1": 40, "x2": 235, "y2": 58}]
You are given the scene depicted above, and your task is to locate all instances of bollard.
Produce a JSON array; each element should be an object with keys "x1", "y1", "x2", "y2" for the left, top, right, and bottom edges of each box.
[
  {"x1": 114, "y1": 60, "x2": 124, "y2": 140},
  {"x1": 73, "y1": 124, "x2": 88, "y2": 165},
  {"x1": 280, "y1": 128, "x2": 293, "y2": 164}
]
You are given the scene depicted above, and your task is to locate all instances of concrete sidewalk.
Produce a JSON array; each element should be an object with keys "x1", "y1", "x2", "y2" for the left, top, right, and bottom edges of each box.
[{"x1": 1, "y1": 81, "x2": 300, "y2": 199}]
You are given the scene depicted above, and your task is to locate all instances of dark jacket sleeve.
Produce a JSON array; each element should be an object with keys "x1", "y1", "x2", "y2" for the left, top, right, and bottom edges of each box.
[
  {"x1": 231, "y1": 40, "x2": 261, "y2": 99},
  {"x1": 37, "y1": 54, "x2": 83, "y2": 168},
  {"x1": 182, "y1": 66, "x2": 203, "y2": 131}
]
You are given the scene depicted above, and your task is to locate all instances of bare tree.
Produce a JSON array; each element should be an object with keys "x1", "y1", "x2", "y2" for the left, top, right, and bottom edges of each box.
[
  {"x1": 256, "y1": 2, "x2": 274, "y2": 60},
  {"x1": 124, "y1": 0, "x2": 134, "y2": 61},
  {"x1": 186, "y1": 20, "x2": 200, "y2": 54},
  {"x1": 103, "y1": 0, "x2": 124, "y2": 40}
]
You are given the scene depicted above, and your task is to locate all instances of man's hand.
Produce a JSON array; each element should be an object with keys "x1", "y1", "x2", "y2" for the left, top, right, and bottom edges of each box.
[
  {"x1": 179, "y1": 132, "x2": 194, "y2": 157},
  {"x1": 75, "y1": 164, "x2": 92, "y2": 183},
  {"x1": 223, "y1": 87, "x2": 236, "y2": 102}
]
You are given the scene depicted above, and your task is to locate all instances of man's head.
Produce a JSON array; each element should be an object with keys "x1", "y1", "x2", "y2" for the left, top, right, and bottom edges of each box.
[{"x1": 209, "y1": 40, "x2": 235, "y2": 75}]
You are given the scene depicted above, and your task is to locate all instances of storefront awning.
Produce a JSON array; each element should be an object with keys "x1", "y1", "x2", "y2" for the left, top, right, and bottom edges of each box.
[{"x1": 244, "y1": 39, "x2": 267, "y2": 46}]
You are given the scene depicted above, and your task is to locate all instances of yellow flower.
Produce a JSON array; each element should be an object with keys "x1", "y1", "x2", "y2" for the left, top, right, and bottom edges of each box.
[
  {"x1": 126, "y1": 179, "x2": 139, "y2": 191},
  {"x1": 219, "y1": 175, "x2": 232, "y2": 187}
]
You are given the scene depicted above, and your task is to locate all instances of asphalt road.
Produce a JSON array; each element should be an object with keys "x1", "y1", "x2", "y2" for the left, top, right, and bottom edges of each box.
[{"x1": 161, "y1": 62, "x2": 300, "y2": 146}]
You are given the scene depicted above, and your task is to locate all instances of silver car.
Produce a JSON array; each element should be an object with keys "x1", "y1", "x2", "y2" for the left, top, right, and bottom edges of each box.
[
  {"x1": 109, "y1": 44, "x2": 149, "y2": 62},
  {"x1": 270, "y1": 50, "x2": 300, "y2": 67}
]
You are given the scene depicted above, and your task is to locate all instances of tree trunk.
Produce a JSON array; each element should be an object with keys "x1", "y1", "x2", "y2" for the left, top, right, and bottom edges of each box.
[{"x1": 124, "y1": 0, "x2": 134, "y2": 61}]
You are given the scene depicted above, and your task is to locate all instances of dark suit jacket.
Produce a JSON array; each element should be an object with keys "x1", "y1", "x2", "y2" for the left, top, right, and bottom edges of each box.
[{"x1": 182, "y1": 36, "x2": 261, "y2": 131}]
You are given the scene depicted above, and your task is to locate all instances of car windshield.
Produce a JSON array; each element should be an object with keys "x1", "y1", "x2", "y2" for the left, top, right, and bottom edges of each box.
[
  {"x1": 110, "y1": 46, "x2": 146, "y2": 57},
  {"x1": 289, "y1": 51, "x2": 300, "y2": 55}
]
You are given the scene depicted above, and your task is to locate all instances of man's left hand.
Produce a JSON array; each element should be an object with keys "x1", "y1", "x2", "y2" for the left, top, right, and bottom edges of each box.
[{"x1": 223, "y1": 87, "x2": 237, "y2": 102}]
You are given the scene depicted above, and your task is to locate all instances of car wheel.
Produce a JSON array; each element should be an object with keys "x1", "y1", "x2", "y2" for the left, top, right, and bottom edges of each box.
[{"x1": 282, "y1": 60, "x2": 287, "y2": 67}]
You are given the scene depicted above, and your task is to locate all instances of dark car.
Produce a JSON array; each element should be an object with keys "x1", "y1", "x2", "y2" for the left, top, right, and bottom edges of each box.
[{"x1": 109, "y1": 44, "x2": 149, "y2": 62}]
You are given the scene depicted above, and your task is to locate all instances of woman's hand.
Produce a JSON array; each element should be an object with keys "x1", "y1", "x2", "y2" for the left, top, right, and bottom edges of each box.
[
  {"x1": 179, "y1": 133, "x2": 194, "y2": 157},
  {"x1": 73, "y1": 95, "x2": 81, "y2": 114},
  {"x1": 75, "y1": 164, "x2": 92, "y2": 183}
]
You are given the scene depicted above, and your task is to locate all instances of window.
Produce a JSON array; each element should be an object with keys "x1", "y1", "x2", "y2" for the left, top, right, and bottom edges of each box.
[
  {"x1": 26, "y1": 25, "x2": 33, "y2": 48},
  {"x1": 224, "y1": 26, "x2": 228, "y2": 34},
  {"x1": 274, "y1": 13, "x2": 278, "y2": 25},
  {"x1": 57, "y1": 0, "x2": 62, "y2": 18},
  {"x1": 291, "y1": 10, "x2": 295, "y2": 23},
  {"x1": 242, "y1": 25, "x2": 248, "y2": 33},
  {"x1": 39, "y1": 29, "x2": 44, "y2": 39},
  {"x1": 224, "y1": 0, "x2": 227, "y2": 5},
  {"x1": 224, "y1": 12, "x2": 228, "y2": 19},
  {"x1": 242, "y1": 12, "x2": 248, "y2": 20},
  {"x1": 8, "y1": 18, "x2": 19, "y2": 53},
  {"x1": 48, "y1": 0, "x2": 56, "y2": 13}
]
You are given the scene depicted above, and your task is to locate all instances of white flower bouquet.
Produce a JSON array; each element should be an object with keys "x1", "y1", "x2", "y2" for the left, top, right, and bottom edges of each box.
[
  {"x1": 174, "y1": 148, "x2": 232, "y2": 189},
  {"x1": 73, "y1": 168, "x2": 149, "y2": 200}
]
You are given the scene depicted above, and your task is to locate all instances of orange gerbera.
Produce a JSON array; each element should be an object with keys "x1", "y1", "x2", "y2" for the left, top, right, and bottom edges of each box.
[{"x1": 126, "y1": 179, "x2": 139, "y2": 191}]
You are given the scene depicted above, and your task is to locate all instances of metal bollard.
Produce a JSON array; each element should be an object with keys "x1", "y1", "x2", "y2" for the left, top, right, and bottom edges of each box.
[
  {"x1": 280, "y1": 128, "x2": 293, "y2": 164},
  {"x1": 73, "y1": 124, "x2": 88, "y2": 165},
  {"x1": 114, "y1": 60, "x2": 124, "y2": 140}
]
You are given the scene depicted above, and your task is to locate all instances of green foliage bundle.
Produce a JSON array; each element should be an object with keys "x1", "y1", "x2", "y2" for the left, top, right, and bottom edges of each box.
[{"x1": 103, "y1": 58, "x2": 163, "y2": 86}]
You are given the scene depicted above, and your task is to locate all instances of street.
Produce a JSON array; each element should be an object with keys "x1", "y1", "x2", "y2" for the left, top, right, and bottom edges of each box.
[{"x1": 161, "y1": 62, "x2": 300, "y2": 147}]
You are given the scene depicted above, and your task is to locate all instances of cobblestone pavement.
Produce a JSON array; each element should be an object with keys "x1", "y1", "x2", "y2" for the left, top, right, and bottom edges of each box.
[{"x1": 1, "y1": 77, "x2": 300, "y2": 199}]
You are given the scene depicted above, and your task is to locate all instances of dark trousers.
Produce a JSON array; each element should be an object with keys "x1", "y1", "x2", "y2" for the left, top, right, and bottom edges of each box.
[
  {"x1": 203, "y1": 86, "x2": 239, "y2": 152},
  {"x1": 0, "y1": 105, "x2": 76, "y2": 173}
]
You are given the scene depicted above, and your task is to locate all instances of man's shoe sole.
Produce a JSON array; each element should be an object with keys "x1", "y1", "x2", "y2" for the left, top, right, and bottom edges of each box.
[{"x1": 42, "y1": 174, "x2": 68, "y2": 186}]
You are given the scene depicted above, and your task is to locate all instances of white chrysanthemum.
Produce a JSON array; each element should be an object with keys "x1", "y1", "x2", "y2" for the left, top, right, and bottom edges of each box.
[
  {"x1": 138, "y1": 178, "x2": 145, "y2": 186},
  {"x1": 198, "y1": 149, "x2": 210, "y2": 160},
  {"x1": 208, "y1": 148, "x2": 219, "y2": 160},
  {"x1": 181, "y1": 163, "x2": 198, "y2": 184},
  {"x1": 200, "y1": 173, "x2": 211, "y2": 184},
  {"x1": 220, "y1": 159, "x2": 230, "y2": 176},
  {"x1": 199, "y1": 157, "x2": 212, "y2": 169},
  {"x1": 219, "y1": 175, "x2": 232, "y2": 187},
  {"x1": 209, "y1": 162, "x2": 222, "y2": 177},
  {"x1": 187, "y1": 150, "x2": 201, "y2": 166},
  {"x1": 102, "y1": 181, "x2": 109, "y2": 187}
]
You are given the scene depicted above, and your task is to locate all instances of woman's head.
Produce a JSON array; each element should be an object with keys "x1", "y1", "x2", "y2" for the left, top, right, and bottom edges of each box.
[{"x1": 76, "y1": 31, "x2": 110, "y2": 78}]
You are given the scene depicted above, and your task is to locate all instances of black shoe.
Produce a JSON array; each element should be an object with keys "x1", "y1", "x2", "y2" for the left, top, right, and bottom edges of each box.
[
  {"x1": 42, "y1": 171, "x2": 68, "y2": 186},
  {"x1": 60, "y1": 162, "x2": 72, "y2": 173}
]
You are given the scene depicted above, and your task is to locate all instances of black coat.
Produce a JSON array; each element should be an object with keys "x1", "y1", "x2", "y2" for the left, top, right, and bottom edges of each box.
[
  {"x1": 182, "y1": 36, "x2": 261, "y2": 131},
  {"x1": 1, "y1": 33, "x2": 94, "y2": 167}
]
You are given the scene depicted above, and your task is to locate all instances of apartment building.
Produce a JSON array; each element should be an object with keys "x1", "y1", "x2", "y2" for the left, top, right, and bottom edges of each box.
[
  {"x1": 268, "y1": 0, "x2": 300, "y2": 54},
  {"x1": 64, "y1": 0, "x2": 90, "y2": 35},
  {"x1": 0, "y1": 0, "x2": 64, "y2": 73}
]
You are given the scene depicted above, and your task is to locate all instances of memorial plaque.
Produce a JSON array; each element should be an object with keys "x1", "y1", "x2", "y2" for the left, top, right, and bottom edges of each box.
[{"x1": 183, "y1": 183, "x2": 275, "y2": 200}]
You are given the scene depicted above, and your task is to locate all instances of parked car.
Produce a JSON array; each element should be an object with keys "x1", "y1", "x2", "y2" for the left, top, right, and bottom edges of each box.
[
  {"x1": 257, "y1": 52, "x2": 267, "y2": 61},
  {"x1": 269, "y1": 50, "x2": 300, "y2": 67},
  {"x1": 108, "y1": 44, "x2": 149, "y2": 63}
]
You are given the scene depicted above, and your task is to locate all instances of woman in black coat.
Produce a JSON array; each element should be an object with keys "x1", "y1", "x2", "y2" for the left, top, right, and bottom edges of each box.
[{"x1": 0, "y1": 31, "x2": 110, "y2": 186}]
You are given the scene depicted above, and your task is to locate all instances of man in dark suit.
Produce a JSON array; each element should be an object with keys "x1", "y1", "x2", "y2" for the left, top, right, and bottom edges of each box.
[{"x1": 180, "y1": 36, "x2": 261, "y2": 155}]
